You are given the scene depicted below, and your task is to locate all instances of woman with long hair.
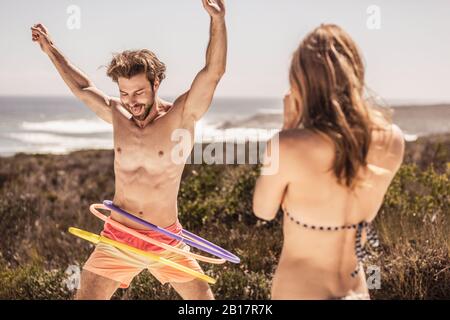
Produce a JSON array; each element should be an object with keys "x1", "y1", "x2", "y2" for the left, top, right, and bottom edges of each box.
[{"x1": 253, "y1": 24, "x2": 405, "y2": 300}]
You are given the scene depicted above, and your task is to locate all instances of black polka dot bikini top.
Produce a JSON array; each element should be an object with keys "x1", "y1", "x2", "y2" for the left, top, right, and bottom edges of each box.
[{"x1": 284, "y1": 210, "x2": 379, "y2": 278}]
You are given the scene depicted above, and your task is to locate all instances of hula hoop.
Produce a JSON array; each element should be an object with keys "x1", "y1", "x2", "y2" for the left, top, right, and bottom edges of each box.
[
  {"x1": 68, "y1": 227, "x2": 216, "y2": 284},
  {"x1": 90, "y1": 204, "x2": 226, "y2": 265},
  {"x1": 103, "y1": 200, "x2": 240, "y2": 264}
]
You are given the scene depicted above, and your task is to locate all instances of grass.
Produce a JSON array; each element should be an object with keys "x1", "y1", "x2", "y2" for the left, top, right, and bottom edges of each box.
[{"x1": 0, "y1": 134, "x2": 448, "y2": 299}]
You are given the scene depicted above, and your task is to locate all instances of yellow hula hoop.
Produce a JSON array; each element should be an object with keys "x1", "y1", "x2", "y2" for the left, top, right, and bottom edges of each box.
[
  {"x1": 68, "y1": 227, "x2": 216, "y2": 284},
  {"x1": 89, "y1": 204, "x2": 226, "y2": 265}
]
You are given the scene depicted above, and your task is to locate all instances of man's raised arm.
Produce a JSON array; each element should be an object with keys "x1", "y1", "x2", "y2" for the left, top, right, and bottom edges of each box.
[
  {"x1": 180, "y1": 0, "x2": 227, "y2": 123},
  {"x1": 31, "y1": 23, "x2": 114, "y2": 124}
]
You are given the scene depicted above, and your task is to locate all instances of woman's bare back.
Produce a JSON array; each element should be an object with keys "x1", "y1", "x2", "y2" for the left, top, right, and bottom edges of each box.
[{"x1": 271, "y1": 124, "x2": 405, "y2": 299}]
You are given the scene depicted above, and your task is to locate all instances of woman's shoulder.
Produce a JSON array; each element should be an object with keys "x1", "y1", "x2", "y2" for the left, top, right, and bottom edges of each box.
[
  {"x1": 276, "y1": 128, "x2": 335, "y2": 167},
  {"x1": 278, "y1": 128, "x2": 322, "y2": 143},
  {"x1": 278, "y1": 128, "x2": 334, "y2": 151}
]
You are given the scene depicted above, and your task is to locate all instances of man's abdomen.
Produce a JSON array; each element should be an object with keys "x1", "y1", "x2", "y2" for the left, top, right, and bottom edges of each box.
[{"x1": 111, "y1": 170, "x2": 182, "y2": 229}]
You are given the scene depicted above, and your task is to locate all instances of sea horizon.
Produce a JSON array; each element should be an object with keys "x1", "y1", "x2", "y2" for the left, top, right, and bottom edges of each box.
[{"x1": 1, "y1": 96, "x2": 449, "y2": 157}]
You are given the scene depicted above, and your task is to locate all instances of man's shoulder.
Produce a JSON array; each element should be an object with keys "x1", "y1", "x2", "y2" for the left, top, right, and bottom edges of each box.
[
  {"x1": 172, "y1": 92, "x2": 188, "y2": 108},
  {"x1": 169, "y1": 92, "x2": 198, "y2": 127}
]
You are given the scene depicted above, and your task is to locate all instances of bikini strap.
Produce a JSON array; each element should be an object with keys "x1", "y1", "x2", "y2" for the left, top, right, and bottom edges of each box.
[
  {"x1": 283, "y1": 211, "x2": 379, "y2": 278},
  {"x1": 351, "y1": 222, "x2": 379, "y2": 278}
]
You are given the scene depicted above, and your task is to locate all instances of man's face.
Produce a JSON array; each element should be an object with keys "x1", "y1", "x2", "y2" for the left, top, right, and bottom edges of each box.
[{"x1": 118, "y1": 73, "x2": 156, "y2": 121}]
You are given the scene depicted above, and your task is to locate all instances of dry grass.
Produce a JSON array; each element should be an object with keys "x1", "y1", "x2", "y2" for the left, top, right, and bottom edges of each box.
[{"x1": 0, "y1": 135, "x2": 448, "y2": 299}]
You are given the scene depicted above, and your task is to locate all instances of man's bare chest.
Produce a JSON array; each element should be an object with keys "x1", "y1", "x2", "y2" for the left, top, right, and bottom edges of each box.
[{"x1": 112, "y1": 107, "x2": 193, "y2": 173}]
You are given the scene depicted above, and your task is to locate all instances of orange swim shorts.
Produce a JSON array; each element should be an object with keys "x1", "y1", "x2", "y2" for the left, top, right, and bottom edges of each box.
[{"x1": 82, "y1": 218, "x2": 204, "y2": 289}]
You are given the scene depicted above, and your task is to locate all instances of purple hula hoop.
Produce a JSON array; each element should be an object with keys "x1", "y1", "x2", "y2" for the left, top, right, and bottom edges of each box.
[{"x1": 103, "y1": 200, "x2": 240, "y2": 264}]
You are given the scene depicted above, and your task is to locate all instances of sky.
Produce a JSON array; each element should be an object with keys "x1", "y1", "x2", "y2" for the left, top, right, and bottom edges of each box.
[{"x1": 1, "y1": 0, "x2": 449, "y2": 102}]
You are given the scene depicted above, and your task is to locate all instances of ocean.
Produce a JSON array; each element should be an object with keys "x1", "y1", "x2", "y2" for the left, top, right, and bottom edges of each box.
[{"x1": 0, "y1": 96, "x2": 449, "y2": 157}]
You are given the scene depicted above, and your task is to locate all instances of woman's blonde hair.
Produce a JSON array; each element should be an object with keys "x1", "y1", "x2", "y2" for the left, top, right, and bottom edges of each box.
[{"x1": 290, "y1": 24, "x2": 390, "y2": 189}]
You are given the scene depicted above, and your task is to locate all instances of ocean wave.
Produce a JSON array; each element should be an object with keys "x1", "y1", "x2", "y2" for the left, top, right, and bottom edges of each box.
[
  {"x1": 21, "y1": 119, "x2": 112, "y2": 135},
  {"x1": 7, "y1": 132, "x2": 112, "y2": 148},
  {"x1": 257, "y1": 108, "x2": 283, "y2": 115},
  {"x1": 403, "y1": 133, "x2": 418, "y2": 142},
  {"x1": 195, "y1": 121, "x2": 279, "y2": 142},
  {"x1": 208, "y1": 112, "x2": 282, "y2": 131}
]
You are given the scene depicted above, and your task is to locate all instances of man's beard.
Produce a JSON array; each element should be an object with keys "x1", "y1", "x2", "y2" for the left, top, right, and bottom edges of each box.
[{"x1": 132, "y1": 104, "x2": 152, "y2": 121}]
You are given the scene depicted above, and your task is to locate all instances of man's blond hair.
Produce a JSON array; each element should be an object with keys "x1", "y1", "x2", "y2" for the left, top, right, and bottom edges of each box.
[{"x1": 106, "y1": 49, "x2": 166, "y2": 86}]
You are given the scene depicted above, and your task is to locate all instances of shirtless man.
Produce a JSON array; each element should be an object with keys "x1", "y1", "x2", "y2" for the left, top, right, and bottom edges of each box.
[
  {"x1": 253, "y1": 24, "x2": 405, "y2": 299},
  {"x1": 31, "y1": 0, "x2": 226, "y2": 300}
]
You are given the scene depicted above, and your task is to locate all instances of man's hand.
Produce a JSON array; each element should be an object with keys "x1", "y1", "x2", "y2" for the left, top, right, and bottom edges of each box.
[
  {"x1": 30, "y1": 22, "x2": 113, "y2": 124},
  {"x1": 202, "y1": 0, "x2": 226, "y2": 19},
  {"x1": 31, "y1": 23, "x2": 54, "y2": 54}
]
